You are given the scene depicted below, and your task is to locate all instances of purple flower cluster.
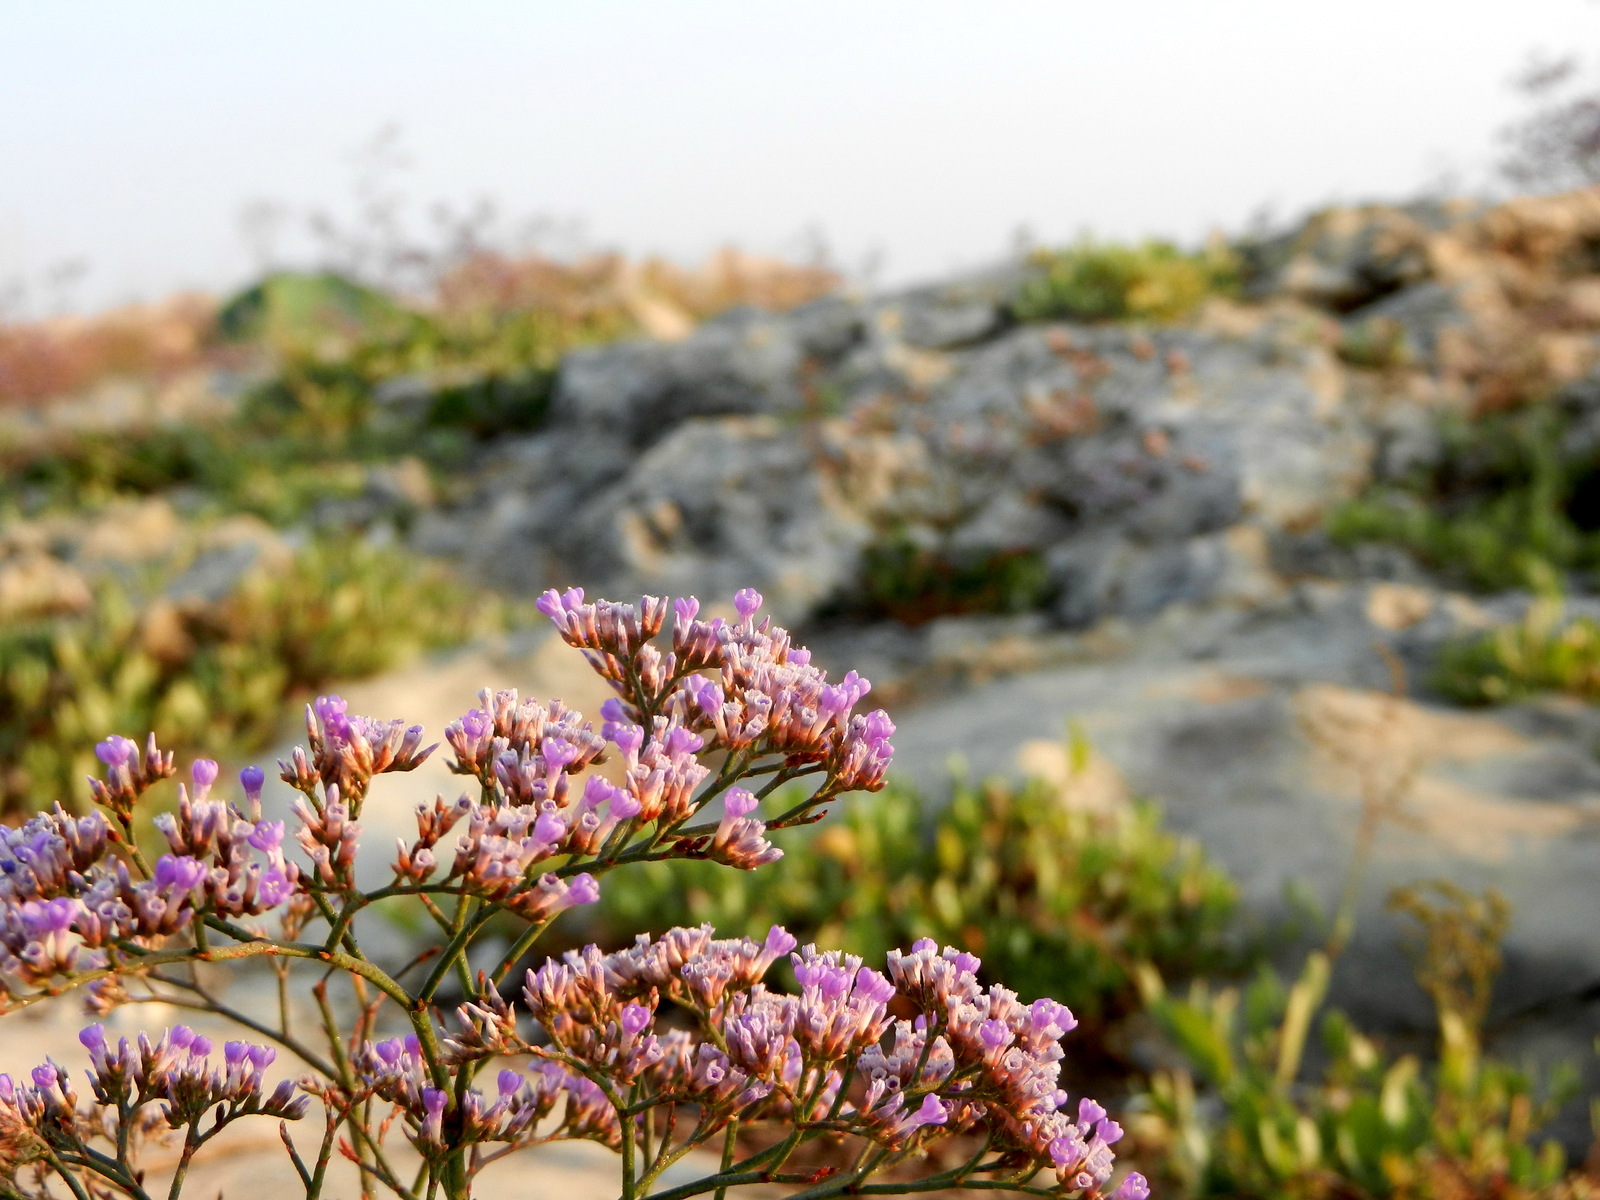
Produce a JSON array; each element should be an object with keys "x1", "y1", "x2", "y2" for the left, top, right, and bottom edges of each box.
[
  {"x1": 391, "y1": 589, "x2": 897, "y2": 913},
  {"x1": 153, "y1": 760, "x2": 299, "y2": 914},
  {"x1": 535, "y1": 588, "x2": 897, "y2": 800},
  {"x1": 86, "y1": 733, "x2": 176, "y2": 819},
  {"x1": 281, "y1": 695, "x2": 434, "y2": 809},
  {"x1": 0, "y1": 765, "x2": 305, "y2": 987},
  {"x1": 76, "y1": 1022, "x2": 306, "y2": 1126},
  {"x1": 410, "y1": 924, "x2": 1143, "y2": 1197},
  {"x1": 0, "y1": 1023, "x2": 305, "y2": 1163},
  {"x1": 356, "y1": 1033, "x2": 619, "y2": 1155},
  {"x1": 0, "y1": 586, "x2": 1143, "y2": 1200},
  {"x1": 884, "y1": 939, "x2": 1140, "y2": 1194}
]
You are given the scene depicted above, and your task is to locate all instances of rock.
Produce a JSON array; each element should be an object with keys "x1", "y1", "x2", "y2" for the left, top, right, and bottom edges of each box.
[
  {"x1": 76, "y1": 497, "x2": 182, "y2": 563},
  {"x1": 884, "y1": 288, "x2": 1007, "y2": 350},
  {"x1": 1241, "y1": 202, "x2": 1474, "y2": 311},
  {"x1": 549, "y1": 417, "x2": 875, "y2": 626},
  {"x1": 433, "y1": 269, "x2": 1384, "y2": 630},
  {"x1": 367, "y1": 456, "x2": 436, "y2": 510},
  {"x1": 785, "y1": 294, "x2": 865, "y2": 361},
  {"x1": 1342, "y1": 281, "x2": 1473, "y2": 368},
  {"x1": 0, "y1": 553, "x2": 93, "y2": 619},
  {"x1": 1365, "y1": 581, "x2": 1435, "y2": 631},
  {"x1": 551, "y1": 308, "x2": 809, "y2": 450}
]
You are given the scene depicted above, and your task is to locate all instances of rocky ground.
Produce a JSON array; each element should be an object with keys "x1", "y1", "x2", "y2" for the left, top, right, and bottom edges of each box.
[
  {"x1": 13, "y1": 188, "x2": 1600, "y2": 1176},
  {"x1": 388, "y1": 189, "x2": 1600, "y2": 1123}
]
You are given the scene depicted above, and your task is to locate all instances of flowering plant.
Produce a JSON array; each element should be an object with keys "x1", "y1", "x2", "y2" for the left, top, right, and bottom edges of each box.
[{"x1": 0, "y1": 587, "x2": 1145, "y2": 1200}]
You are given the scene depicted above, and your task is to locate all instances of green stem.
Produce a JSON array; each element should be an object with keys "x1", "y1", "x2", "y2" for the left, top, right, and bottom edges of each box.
[
  {"x1": 713, "y1": 1120, "x2": 739, "y2": 1200},
  {"x1": 166, "y1": 1123, "x2": 202, "y2": 1200}
]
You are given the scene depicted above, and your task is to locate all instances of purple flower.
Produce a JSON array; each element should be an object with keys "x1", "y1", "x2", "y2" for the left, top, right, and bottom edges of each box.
[
  {"x1": 733, "y1": 588, "x2": 763, "y2": 622},
  {"x1": 313, "y1": 695, "x2": 351, "y2": 740},
  {"x1": 247, "y1": 821, "x2": 285, "y2": 853},
  {"x1": 1031, "y1": 997, "x2": 1078, "y2": 1036},
  {"x1": 535, "y1": 587, "x2": 583, "y2": 620},
  {"x1": 620, "y1": 1003, "x2": 652, "y2": 1037},
  {"x1": 78, "y1": 1024, "x2": 106, "y2": 1058},
  {"x1": 191, "y1": 759, "x2": 219, "y2": 793},
  {"x1": 723, "y1": 789, "x2": 758, "y2": 820},
  {"x1": 946, "y1": 950, "x2": 980, "y2": 976},
  {"x1": 541, "y1": 737, "x2": 579, "y2": 771},
  {"x1": 1078, "y1": 1098, "x2": 1106, "y2": 1127},
  {"x1": 240, "y1": 765, "x2": 265, "y2": 797},
  {"x1": 609, "y1": 791, "x2": 642, "y2": 820},
  {"x1": 912, "y1": 1093, "x2": 948, "y2": 1128},
  {"x1": 154, "y1": 855, "x2": 207, "y2": 894},
  {"x1": 609, "y1": 724, "x2": 644, "y2": 758},
  {"x1": 421, "y1": 1086, "x2": 448, "y2": 1144},
  {"x1": 257, "y1": 867, "x2": 295, "y2": 908},
  {"x1": 95, "y1": 736, "x2": 137, "y2": 768},
  {"x1": 1113, "y1": 1173, "x2": 1150, "y2": 1200},
  {"x1": 566, "y1": 874, "x2": 600, "y2": 907},
  {"x1": 497, "y1": 1069, "x2": 522, "y2": 1098},
  {"x1": 461, "y1": 709, "x2": 492, "y2": 741}
]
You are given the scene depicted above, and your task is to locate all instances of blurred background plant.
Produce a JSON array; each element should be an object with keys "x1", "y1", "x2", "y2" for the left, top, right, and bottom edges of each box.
[
  {"x1": 1326, "y1": 407, "x2": 1600, "y2": 593},
  {"x1": 0, "y1": 534, "x2": 507, "y2": 816},
  {"x1": 1433, "y1": 593, "x2": 1600, "y2": 704},
  {"x1": 1126, "y1": 692, "x2": 1586, "y2": 1200},
  {"x1": 1132, "y1": 889, "x2": 1576, "y2": 1200},
  {"x1": 819, "y1": 531, "x2": 1056, "y2": 626},
  {"x1": 590, "y1": 752, "x2": 1241, "y2": 1028},
  {"x1": 1013, "y1": 237, "x2": 1240, "y2": 324}
]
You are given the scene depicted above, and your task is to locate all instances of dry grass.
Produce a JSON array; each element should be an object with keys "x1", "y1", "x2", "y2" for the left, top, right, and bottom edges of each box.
[
  {"x1": 435, "y1": 246, "x2": 841, "y2": 340},
  {"x1": 0, "y1": 294, "x2": 219, "y2": 408},
  {"x1": 0, "y1": 247, "x2": 841, "y2": 410}
]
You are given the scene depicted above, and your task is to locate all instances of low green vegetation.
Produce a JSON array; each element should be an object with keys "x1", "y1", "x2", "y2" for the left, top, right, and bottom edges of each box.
[
  {"x1": 1337, "y1": 315, "x2": 1417, "y2": 370},
  {"x1": 589, "y1": 754, "x2": 1590, "y2": 1199},
  {"x1": 1434, "y1": 596, "x2": 1600, "y2": 704},
  {"x1": 2, "y1": 277, "x2": 580, "y2": 524},
  {"x1": 1013, "y1": 237, "x2": 1240, "y2": 324},
  {"x1": 0, "y1": 535, "x2": 507, "y2": 815},
  {"x1": 1327, "y1": 407, "x2": 1600, "y2": 593},
  {"x1": 595, "y1": 771, "x2": 1240, "y2": 1024},
  {"x1": 1137, "y1": 882, "x2": 1573, "y2": 1200},
  {"x1": 820, "y1": 532, "x2": 1055, "y2": 626}
]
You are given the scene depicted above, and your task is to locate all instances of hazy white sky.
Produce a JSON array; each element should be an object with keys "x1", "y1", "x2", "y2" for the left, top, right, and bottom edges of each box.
[{"x1": 2, "y1": 0, "x2": 1597, "y2": 313}]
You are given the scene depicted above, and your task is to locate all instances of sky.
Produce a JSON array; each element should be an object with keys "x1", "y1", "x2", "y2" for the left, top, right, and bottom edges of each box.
[{"x1": 2, "y1": 0, "x2": 1598, "y2": 315}]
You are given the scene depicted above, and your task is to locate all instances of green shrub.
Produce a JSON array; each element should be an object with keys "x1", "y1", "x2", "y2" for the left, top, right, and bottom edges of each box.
[
  {"x1": 821, "y1": 532, "x2": 1055, "y2": 626},
  {"x1": 1338, "y1": 316, "x2": 1415, "y2": 370},
  {"x1": 0, "y1": 536, "x2": 506, "y2": 815},
  {"x1": 1014, "y1": 237, "x2": 1239, "y2": 324},
  {"x1": 1135, "y1": 883, "x2": 1576, "y2": 1200},
  {"x1": 594, "y1": 772, "x2": 1239, "y2": 1024},
  {"x1": 420, "y1": 364, "x2": 554, "y2": 438},
  {"x1": 1326, "y1": 407, "x2": 1600, "y2": 592},
  {"x1": 215, "y1": 271, "x2": 412, "y2": 348},
  {"x1": 0, "y1": 422, "x2": 446, "y2": 528},
  {"x1": 1433, "y1": 596, "x2": 1600, "y2": 704}
]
